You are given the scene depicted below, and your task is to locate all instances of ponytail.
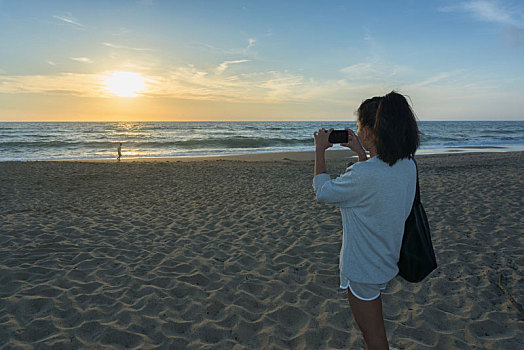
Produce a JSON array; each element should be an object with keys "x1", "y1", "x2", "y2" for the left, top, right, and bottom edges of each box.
[{"x1": 374, "y1": 91, "x2": 420, "y2": 166}]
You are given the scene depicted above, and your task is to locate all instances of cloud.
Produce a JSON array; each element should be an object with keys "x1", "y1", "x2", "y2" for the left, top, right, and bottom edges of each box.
[
  {"x1": 396, "y1": 69, "x2": 510, "y2": 119},
  {"x1": 102, "y1": 42, "x2": 153, "y2": 51},
  {"x1": 144, "y1": 65, "x2": 379, "y2": 105},
  {"x1": 46, "y1": 60, "x2": 56, "y2": 66},
  {"x1": 439, "y1": 1, "x2": 524, "y2": 28},
  {"x1": 70, "y1": 57, "x2": 93, "y2": 64},
  {"x1": 341, "y1": 63, "x2": 378, "y2": 79},
  {"x1": 53, "y1": 14, "x2": 85, "y2": 29},
  {"x1": 0, "y1": 73, "x2": 107, "y2": 97},
  {"x1": 190, "y1": 38, "x2": 259, "y2": 58},
  {"x1": 215, "y1": 60, "x2": 250, "y2": 75},
  {"x1": 112, "y1": 28, "x2": 133, "y2": 36},
  {"x1": 0, "y1": 65, "x2": 392, "y2": 106},
  {"x1": 503, "y1": 25, "x2": 524, "y2": 44},
  {"x1": 440, "y1": 1, "x2": 524, "y2": 46},
  {"x1": 340, "y1": 62, "x2": 407, "y2": 81},
  {"x1": 401, "y1": 69, "x2": 494, "y2": 96},
  {"x1": 404, "y1": 72, "x2": 453, "y2": 89},
  {"x1": 0, "y1": 62, "x2": 500, "y2": 115}
]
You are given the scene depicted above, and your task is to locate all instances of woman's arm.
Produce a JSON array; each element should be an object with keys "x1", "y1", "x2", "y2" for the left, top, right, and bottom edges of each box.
[
  {"x1": 315, "y1": 150, "x2": 327, "y2": 176},
  {"x1": 313, "y1": 128, "x2": 367, "y2": 206},
  {"x1": 313, "y1": 162, "x2": 365, "y2": 206},
  {"x1": 313, "y1": 128, "x2": 332, "y2": 176}
]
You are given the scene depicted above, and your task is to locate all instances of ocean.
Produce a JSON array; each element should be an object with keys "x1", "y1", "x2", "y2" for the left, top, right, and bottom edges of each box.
[{"x1": 0, "y1": 121, "x2": 523, "y2": 161}]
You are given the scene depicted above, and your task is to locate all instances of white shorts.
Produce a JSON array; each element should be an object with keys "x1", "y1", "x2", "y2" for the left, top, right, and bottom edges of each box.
[{"x1": 340, "y1": 277, "x2": 387, "y2": 301}]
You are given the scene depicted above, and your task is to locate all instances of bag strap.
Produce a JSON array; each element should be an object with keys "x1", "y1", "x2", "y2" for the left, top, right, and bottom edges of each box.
[{"x1": 413, "y1": 158, "x2": 420, "y2": 204}]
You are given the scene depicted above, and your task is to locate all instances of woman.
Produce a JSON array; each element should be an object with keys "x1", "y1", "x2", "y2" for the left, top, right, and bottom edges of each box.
[{"x1": 313, "y1": 92, "x2": 420, "y2": 349}]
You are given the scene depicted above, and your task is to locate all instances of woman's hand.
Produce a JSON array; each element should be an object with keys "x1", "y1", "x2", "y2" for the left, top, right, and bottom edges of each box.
[
  {"x1": 314, "y1": 128, "x2": 333, "y2": 152},
  {"x1": 341, "y1": 128, "x2": 367, "y2": 161},
  {"x1": 313, "y1": 128, "x2": 332, "y2": 175}
]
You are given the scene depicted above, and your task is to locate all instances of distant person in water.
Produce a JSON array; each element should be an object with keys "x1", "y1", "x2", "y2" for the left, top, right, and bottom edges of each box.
[{"x1": 117, "y1": 143, "x2": 122, "y2": 161}]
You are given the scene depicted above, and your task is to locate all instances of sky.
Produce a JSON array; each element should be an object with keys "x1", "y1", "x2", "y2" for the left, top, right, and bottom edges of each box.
[{"x1": 0, "y1": 0, "x2": 523, "y2": 121}]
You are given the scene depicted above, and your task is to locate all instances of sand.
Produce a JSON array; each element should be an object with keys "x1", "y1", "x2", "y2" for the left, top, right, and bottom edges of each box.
[{"x1": 0, "y1": 151, "x2": 522, "y2": 349}]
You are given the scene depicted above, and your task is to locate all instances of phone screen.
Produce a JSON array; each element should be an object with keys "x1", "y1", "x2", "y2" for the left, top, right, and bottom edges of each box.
[{"x1": 328, "y1": 130, "x2": 348, "y2": 144}]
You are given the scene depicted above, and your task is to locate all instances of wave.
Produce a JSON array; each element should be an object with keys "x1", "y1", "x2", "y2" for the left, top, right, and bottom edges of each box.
[
  {"x1": 0, "y1": 137, "x2": 314, "y2": 150},
  {"x1": 132, "y1": 137, "x2": 314, "y2": 149},
  {"x1": 480, "y1": 129, "x2": 523, "y2": 135},
  {"x1": 420, "y1": 135, "x2": 465, "y2": 143},
  {"x1": 168, "y1": 137, "x2": 312, "y2": 149},
  {"x1": 0, "y1": 141, "x2": 115, "y2": 148}
]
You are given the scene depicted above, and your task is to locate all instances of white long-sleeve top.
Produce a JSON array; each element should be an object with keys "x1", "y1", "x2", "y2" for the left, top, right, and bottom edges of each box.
[{"x1": 313, "y1": 156, "x2": 416, "y2": 284}]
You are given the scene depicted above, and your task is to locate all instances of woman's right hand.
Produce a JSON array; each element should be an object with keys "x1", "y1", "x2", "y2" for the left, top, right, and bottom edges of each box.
[
  {"x1": 341, "y1": 128, "x2": 367, "y2": 160},
  {"x1": 314, "y1": 128, "x2": 333, "y2": 152}
]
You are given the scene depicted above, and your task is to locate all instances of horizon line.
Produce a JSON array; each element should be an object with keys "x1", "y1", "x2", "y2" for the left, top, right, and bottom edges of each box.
[{"x1": 0, "y1": 119, "x2": 523, "y2": 123}]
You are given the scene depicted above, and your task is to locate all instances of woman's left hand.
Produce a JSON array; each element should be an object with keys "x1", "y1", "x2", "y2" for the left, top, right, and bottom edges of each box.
[
  {"x1": 314, "y1": 128, "x2": 333, "y2": 152},
  {"x1": 340, "y1": 128, "x2": 364, "y2": 152}
]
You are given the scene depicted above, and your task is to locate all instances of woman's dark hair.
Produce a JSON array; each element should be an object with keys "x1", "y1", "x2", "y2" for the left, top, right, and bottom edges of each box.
[
  {"x1": 373, "y1": 91, "x2": 420, "y2": 166},
  {"x1": 357, "y1": 96, "x2": 383, "y2": 129}
]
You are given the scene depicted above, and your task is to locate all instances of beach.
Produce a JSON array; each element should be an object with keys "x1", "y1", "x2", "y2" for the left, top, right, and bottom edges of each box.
[{"x1": 0, "y1": 151, "x2": 522, "y2": 349}]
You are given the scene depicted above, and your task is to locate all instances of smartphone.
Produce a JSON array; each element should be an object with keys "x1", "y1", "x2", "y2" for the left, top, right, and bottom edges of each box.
[{"x1": 328, "y1": 130, "x2": 348, "y2": 144}]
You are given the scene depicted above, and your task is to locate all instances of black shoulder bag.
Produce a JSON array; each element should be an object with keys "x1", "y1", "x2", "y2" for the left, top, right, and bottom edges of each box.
[{"x1": 398, "y1": 160, "x2": 437, "y2": 283}]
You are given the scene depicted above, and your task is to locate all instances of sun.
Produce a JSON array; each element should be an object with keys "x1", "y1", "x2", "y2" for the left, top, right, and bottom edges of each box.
[{"x1": 104, "y1": 71, "x2": 145, "y2": 97}]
